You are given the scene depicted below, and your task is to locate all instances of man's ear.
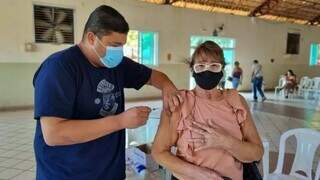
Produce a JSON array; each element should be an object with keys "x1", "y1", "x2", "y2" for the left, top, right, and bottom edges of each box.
[{"x1": 86, "y1": 32, "x2": 96, "y2": 45}]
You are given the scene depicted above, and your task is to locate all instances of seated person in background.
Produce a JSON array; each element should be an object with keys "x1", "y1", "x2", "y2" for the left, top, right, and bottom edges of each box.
[
  {"x1": 151, "y1": 41, "x2": 264, "y2": 180},
  {"x1": 231, "y1": 61, "x2": 243, "y2": 90},
  {"x1": 282, "y1": 69, "x2": 297, "y2": 98}
]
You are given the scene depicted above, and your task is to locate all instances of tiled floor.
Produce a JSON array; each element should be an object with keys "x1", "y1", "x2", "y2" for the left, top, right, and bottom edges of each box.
[{"x1": 0, "y1": 92, "x2": 319, "y2": 179}]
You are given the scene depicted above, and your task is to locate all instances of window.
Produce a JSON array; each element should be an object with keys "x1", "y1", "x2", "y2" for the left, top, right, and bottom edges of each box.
[
  {"x1": 310, "y1": 43, "x2": 320, "y2": 66},
  {"x1": 286, "y1": 33, "x2": 300, "y2": 54},
  {"x1": 34, "y1": 5, "x2": 74, "y2": 44},
  {"x1": 190, "y1": 36, "x2": 236, "y2": 89},
  {"x1": 124, "y1": 31, "x2": 158, "y2": 66}
]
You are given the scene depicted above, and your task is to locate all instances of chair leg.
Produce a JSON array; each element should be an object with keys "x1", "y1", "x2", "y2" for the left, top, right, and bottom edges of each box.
[{"x1": 262, "y1": 140, "x2": 269, "y2": 180}]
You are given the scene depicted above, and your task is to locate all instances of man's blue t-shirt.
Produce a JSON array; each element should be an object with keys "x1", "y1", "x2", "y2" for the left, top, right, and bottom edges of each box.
[{"x1": 33, "y1": 45, "x2": 152, "y2": 180}]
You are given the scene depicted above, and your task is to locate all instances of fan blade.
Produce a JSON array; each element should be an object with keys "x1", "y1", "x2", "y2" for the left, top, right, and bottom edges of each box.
[
  {"x1": 42, "y1": 28, "x2": 54, "y2": 41},
  {"x1": 42, "y1": 8, "x2": 53, "y2": 22},
  {"x1": 55, "y1": 30, "x2": 64, "y2": 44},
  {"x1": 35, "y1": 20, "x2": 52, "y2": 28},
  {"x1": 55, "y1": 11, "x2": 66, "y2": 24},
  {"x1": 57, "y1": 24, "x2": 73, "y2": 32}
]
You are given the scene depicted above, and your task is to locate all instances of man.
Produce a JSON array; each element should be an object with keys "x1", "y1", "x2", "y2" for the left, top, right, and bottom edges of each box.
[
  {"x1": 251, "y1": 59, "x2": 266, "y2": 102},
  {"x1": 33, "y1": 5, "x2": 181, "y2": 180}
]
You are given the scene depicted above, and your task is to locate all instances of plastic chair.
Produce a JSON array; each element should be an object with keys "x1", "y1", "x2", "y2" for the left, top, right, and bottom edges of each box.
[
  {"x1": 274, "y1": 76, "x2": 286, "y2": 97},
  {"x1": 266, "y1": 128, "x2": 320, "y2": 180},
  {"x1": 298, "y1": 76, "x2": 309, "y2": 97},
  {"x1": 309, "y1": 77, "x2": 320, "y2": 101},
  {"x1": 299, "y1": 77, "x2": 314, "y2": 99}
]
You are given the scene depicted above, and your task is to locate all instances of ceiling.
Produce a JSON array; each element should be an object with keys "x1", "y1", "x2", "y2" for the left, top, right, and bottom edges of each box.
[{"x1": 140, "y1": 0, "x2": 320, "y2": 26}]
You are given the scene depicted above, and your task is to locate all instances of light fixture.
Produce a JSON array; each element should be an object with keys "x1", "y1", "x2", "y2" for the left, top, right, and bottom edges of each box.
[{"x1": 212, "y1": 24, "x2": 224, "y2": 36}]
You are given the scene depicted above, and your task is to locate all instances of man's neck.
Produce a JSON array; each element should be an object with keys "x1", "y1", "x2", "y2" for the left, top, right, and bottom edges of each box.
[{"x1": 78, "y1": 42, "x2": 102, "y2": 68}]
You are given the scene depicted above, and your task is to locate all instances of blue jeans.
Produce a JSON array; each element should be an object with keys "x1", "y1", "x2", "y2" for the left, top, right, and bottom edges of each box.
[
  {"x1": 232, "y1": 78, "x2": 240, "y2": 89},
  {"x1": 252, "y1": 77, "x2": 265, "y2": 100}
]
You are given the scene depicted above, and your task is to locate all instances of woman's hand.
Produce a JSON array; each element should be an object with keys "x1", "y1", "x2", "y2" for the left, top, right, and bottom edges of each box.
[{"x1": 188, "y1": 121, "x2": 236, "y2": 151}]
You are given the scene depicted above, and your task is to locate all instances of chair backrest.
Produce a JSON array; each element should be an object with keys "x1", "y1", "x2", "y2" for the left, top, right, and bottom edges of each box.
[
  {"x1": 278, "y1": 76, "x2": 286, "y2": 87},
  {"x1": 312, "y1": 77, "x2": 320, "y2": 90},
  {"x1": 273, "y1": 128, "x2": 320, "y2": 180},
  {"x1": 299, "y1": 76, "x2": 311, "y2": 89},
  {"x1": 299, "y1": 76, "x2": 309, "y2": 86},
  {"x1": 303, "y1": 79, "x2": 314, "y2": 89}
]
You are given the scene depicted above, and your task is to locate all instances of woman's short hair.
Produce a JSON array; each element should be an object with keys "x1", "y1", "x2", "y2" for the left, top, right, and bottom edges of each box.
[{"x1": 189, "y1": 41, "x2": 225, "y2": 68}]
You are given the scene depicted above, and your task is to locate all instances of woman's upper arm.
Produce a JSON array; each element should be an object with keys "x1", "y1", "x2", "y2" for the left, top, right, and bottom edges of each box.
[
  {"x1": 152, "y1": 110, "x2": 179, "y2": 153},
  {"x1": 239, "y1": 95, "x2": 263, "y2": 147}
]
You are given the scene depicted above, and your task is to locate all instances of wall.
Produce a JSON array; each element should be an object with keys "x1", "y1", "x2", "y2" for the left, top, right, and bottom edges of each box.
[{"x1": 0, "y1": 0, "x2": 319, "y2": 109}]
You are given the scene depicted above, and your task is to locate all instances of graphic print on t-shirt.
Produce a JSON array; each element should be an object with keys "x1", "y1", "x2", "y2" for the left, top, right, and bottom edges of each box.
[{"x1": 95, "y1": 79, "x2": 121, "y2": 117}]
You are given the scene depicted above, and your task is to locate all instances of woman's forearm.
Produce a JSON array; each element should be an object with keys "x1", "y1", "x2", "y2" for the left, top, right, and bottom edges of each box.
[
  {"x1": 225, "y1": 138, "x2": 264, "y2": 163},
  {"x1": 152, "y1": 150, "x2": 198, "y2": 179}
]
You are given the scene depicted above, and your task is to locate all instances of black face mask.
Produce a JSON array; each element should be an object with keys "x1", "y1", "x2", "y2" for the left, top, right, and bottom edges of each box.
[{"x1": 192, "y1": 71, "x2": 224, "y2": 90}]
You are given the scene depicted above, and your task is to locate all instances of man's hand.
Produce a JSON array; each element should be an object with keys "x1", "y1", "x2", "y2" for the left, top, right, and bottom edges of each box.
[
  {"x1": 162, "y1": 86, "x2": 183, "y2": 115},
  {"x1": 118, "y1": 106, "x2": 151, "y2": 129}
]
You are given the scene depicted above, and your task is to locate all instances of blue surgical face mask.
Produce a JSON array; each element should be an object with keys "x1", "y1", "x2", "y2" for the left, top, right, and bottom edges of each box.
[{"x1": 93, "y1": 37, "x2": 124, "y2": 68}]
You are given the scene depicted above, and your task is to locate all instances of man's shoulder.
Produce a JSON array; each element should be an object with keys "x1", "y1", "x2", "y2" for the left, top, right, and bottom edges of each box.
[
  {"x1": 45, "y1": 46, "x2": 79, "y2": 65},
  {"x1": 36, "y1": 46, "x2": 80, "y2": 79}
]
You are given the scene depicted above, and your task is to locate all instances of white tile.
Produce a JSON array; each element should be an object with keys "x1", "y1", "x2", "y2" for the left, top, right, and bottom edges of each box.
[
  {"x1": 0, "y1": 159, "x2": 23, "y2": 168},
  {"x1": 0, "y1": 158, "x2": 8, "y2": 163},
  {"x1": 13, "y1": 161, "x2": 34, "y2": 170},
  {"x1": 0, "y1": 167, "x2": 6, "y2": 173},
  {"x1": 11, "y1": 171, "x2": 35, "y2": 180},
  {"x1": 0, "y1": 169, "x2": 23, "y2": 179},
  {"x1": 0, "y1": 151, "x2": 21, "y2": 158},
  {"x1": 13, "y1": 152, "x2": 33, "y2": 160}
]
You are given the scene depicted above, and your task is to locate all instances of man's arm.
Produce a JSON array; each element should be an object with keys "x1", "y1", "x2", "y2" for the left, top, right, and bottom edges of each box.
[
  {"x1": 146, "y1": 69, "x2": 183, "y2": 112},
  {"x1": 41, "y1": 116, "x2": 122, "y2": 146},
  {"x1": 146, "y1": 69, "x2": 175, "y2": 91},
  {"x1": 41, "y1": 106, "x2": 151, "y2": 146}
]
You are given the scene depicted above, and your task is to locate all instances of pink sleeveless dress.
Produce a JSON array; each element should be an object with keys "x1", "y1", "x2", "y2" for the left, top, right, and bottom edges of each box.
[{"x1": 175, "y1": 89, "x2": 247, "y2": 180}]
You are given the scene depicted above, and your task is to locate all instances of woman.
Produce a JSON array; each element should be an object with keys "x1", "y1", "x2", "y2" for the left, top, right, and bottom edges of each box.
[
  {"x1": 231, "y1": 61, "x2": 243, "y2": 90},
  {"x1": 151, "y1": 41, "x2": 263, "y2": 180},
  {"x1": 283, "y1": 69, "x2": 297, "y2": 98}
]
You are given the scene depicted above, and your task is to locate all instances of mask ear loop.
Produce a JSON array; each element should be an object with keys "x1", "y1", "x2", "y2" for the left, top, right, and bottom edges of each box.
[
  {"x1": 92, "y1": 36, "x2": 107, "y2": 60},
  {"x1": 95, "y1": 36, "x2": 106, "y2": 48}
]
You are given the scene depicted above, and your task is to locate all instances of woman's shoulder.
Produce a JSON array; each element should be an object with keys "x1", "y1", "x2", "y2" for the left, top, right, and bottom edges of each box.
[
  {"x1": 176, "y1": 90, "x2": 196, "y2": 112},
  {"x1": 177, "y1": 90, "x2": 196, "y2": 102},
  {"x1": 221, "y1": 89, "x2": 245, "y2": 107}
]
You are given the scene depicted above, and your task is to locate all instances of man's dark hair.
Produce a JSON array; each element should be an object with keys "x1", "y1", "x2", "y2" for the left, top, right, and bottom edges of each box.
[
  {"x1": 83, "y1": 5, "x2": 129, "y2": 39},
  {"x1": 253, "y1": 59, "x2": 259, "y2": 64}
]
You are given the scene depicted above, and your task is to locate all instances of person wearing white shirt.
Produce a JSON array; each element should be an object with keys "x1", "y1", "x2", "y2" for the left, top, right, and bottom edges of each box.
[{"x1": 251, "y1": 60, "x2": 266, "y2": 102}]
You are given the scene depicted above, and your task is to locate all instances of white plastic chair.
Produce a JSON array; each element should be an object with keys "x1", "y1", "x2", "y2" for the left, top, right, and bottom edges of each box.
[
  {"x1": 263, "y1": 139, "x2": 270, "y2": 180},
  {"x1": 266, "y1": 128, "x2": 320, "y2": 180},
  {"x1": 309, "y1": 77, "x2": 320, "y2": 101},
  {"x1": 274, "y1": 75, "x2": 286, "y2": 97},
  {"x1": 298, "y1": 76, "x2": 310, "y2": 98}
]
